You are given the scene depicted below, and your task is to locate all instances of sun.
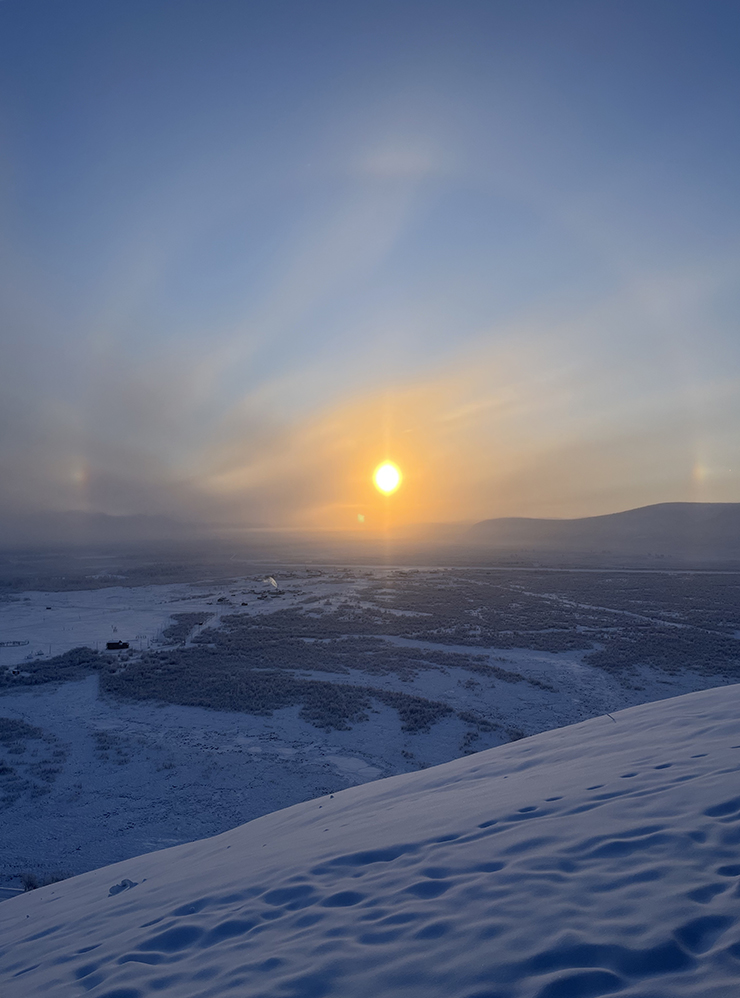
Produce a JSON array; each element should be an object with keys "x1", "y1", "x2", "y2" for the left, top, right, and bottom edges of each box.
[{"x1": 373, "y1": 461, "x2": 402, "y2": 495}]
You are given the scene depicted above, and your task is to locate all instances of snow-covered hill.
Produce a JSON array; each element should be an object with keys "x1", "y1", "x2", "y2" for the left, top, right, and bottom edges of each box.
[{"x1": 2, "y1": 686, "x2": 740, "y2": 997}]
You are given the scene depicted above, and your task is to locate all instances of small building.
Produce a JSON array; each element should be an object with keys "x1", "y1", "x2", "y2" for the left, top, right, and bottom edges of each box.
[{"x1": 106, "y1": 641, "x2": 129, "y2": 650}]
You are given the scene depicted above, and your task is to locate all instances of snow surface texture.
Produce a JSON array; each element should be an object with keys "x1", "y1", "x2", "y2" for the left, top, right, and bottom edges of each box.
[{"x1": 3, "y1": 686, "x2": 740, "y2": 997}]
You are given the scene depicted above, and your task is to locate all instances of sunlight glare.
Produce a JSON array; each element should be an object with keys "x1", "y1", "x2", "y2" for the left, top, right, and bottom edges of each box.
[{"x1": 373, "y1": 461, "x2": 402, "y2": 495}]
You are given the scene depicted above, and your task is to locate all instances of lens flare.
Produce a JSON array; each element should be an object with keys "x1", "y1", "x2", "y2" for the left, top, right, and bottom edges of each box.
[{"x1": 373, "y1": 461, "x2": 402, "y2": 495}]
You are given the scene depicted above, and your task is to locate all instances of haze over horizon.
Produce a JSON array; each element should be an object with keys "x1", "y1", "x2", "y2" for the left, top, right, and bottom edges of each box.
[{"x1": 2, "y1": 1, "x2": 739, "y2": 534}]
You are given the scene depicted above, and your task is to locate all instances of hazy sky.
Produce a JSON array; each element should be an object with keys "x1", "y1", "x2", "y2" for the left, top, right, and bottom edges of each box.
[{"x1": 2, "y1": 0, "x2": 739, "y2": 530}]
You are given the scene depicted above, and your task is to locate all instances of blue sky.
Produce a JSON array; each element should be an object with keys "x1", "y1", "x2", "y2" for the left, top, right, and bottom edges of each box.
[{"x1": 1, "y1": 0, "x2": 739, "y2": 528}]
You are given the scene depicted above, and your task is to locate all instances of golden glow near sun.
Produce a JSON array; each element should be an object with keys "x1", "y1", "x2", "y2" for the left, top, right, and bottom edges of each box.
[{"x1": 373, "y1": 461, "x2": 402, "y2": 495}]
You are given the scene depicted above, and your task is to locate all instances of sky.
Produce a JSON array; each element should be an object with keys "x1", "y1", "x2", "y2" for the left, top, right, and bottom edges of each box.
[{"x1": 1, "y1": 0, "x2": 739, "y2": 531}]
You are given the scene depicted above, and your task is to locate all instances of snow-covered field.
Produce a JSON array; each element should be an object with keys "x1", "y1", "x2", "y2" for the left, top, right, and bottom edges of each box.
[
  {"x1": 2, "y1": 684, "x2": 740, "y2": 997},
  {"x1": 1, "y1": 569, "x2": 738, "y2": 895},
  {"x1": 0, "y1": 579, "x2": 279, "y2": 664}
]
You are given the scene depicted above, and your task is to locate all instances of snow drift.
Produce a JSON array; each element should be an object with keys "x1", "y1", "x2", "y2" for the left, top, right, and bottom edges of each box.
[{"x1": 3, "y1": 686, "x2": 740, "y2": 998}]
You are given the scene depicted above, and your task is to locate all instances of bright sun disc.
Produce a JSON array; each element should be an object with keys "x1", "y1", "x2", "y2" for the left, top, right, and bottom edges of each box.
[{"x1": 373, "y1": 461, "x2": 402, "y2": 495}]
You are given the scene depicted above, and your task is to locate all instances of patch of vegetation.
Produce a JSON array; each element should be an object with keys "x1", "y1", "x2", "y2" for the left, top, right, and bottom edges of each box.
[
  {"x1": 457, "y1": 708, "x2": 523, "y2": 744},
  {"x1": 457, "y1": 710, "x2": 497, "y2": 732},
  {"x1": 190, "y1": 611, "x2": 563, "y2": 692},
  {"x1": 0, "y1": 647, "x2": 112, "y2": 689},
  {"x1": 0, "y1": 717, "x2": 67, "y2": 807},
  {"x1": 211, "y1": 598, "x2": 592, "y2": 654},
  {"x1": 584, "y1": 625, "x2": 740, "y2": 676},
  {"x1": 460, "y1": 729, "x2": 481, "y2": 754},
  {"x1": 374, "y1": 690, "x2": 452, "y2": 732},
  {"x1": 92, "y1": 729, "x2": 133, "y2": 764},
  {"x1": 161, "y1": 612, "x2": 214, "y2": 645},
  {"x1": 518, "y1": 571, "x2": 740, "y2": 634},
  {"x1": 193, "y1": 611, "x2": 551, "y2": 679},
  {"x1": 20, "y1": 870, "x2": 71, "y2": 891},
  {"x1": 0, "y1": 717, "x2": 44, "y2": 744},
  {"x1": 297, "y1": 684, "x2": 372, "y2": 730},
  {"x1": 0, "y1": 717, "x2": 44, "y2": 805},
  {"x1": 27, "y1": 762, "x2": 62, "y2": 783},
  {"x1": 101, "y1": 646, "x2": 454, "y2": 732},
  {"x1": 355, "y1": 575, "x2": 598, "y2": 650}
]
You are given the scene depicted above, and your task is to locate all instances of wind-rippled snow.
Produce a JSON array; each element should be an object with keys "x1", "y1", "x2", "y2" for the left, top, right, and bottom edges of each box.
[{"x1": 2, "y1": 685, "x2": 740, "y2": 997}]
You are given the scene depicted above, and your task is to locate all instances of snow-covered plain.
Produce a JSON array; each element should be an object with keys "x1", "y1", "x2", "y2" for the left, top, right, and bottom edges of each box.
[
  {"x1": 2, "y1": 569, "x2": 739, "y2": 893},
  {"x1": 2, "y1": 684, "x2": 740, "y2": 997},
  {"x1": 0, "y1": 579, "x2": 270, "y2": 664}
]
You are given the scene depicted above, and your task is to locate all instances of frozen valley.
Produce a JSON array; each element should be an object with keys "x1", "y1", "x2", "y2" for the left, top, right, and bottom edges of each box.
[{"x1": 1, "y1": 567, "x2": 739, "y2": 894}]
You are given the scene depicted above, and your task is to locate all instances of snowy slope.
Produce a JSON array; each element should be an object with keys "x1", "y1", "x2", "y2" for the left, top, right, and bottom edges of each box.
[{"x1": 3, "y1": 687, "x2": 740, "y2": 998}]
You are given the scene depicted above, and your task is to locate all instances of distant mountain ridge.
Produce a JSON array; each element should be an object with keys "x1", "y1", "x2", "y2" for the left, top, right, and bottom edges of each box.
[
  {"x1": 1, "y1": 502, "x2": 739, "y2": 566},
  {"x1": 468, "y1": 501, "x2": 740, "y2": 561}
]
